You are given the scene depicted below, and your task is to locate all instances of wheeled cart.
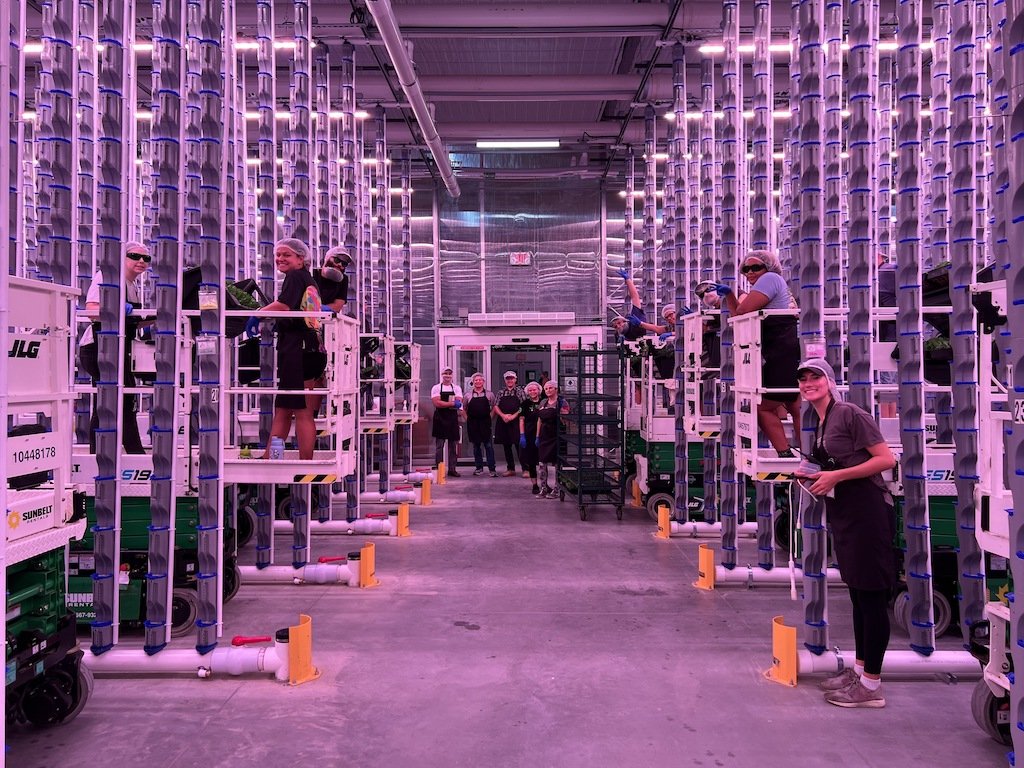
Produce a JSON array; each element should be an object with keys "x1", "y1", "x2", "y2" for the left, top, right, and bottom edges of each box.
[{"x1": 556, "y1": 342, "x2": 625, "y2": 521}]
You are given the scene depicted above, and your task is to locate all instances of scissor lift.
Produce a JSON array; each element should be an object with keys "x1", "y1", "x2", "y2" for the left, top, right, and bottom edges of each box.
[{"x1": 5, "y1": 277, "x2": 92, "y2": 727}]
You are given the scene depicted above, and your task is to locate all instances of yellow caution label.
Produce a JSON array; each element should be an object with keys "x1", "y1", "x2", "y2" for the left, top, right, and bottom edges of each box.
[
  {"x1": 361, "y1": 427, "x2": 391, "y2": 434},
  {"x1": 755, "y1": 471, "x2": 794, "y2": 482},
  {"x1": 291, "y1": 474, "x2": 338, "y2": 483},
  {"x1": 699, "y1": 431, "x2": 720, "y2": 438}
]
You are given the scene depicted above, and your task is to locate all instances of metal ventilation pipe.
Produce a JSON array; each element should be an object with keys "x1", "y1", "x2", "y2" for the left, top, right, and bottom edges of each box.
[{"x1": 364, "y1": 0, "x2": 460, "y2": 199}]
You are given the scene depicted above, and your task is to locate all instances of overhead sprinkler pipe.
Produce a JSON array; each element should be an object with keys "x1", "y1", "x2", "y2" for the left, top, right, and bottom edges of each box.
[{"x1": 364, "y1": 0, "x2": 460, "y2": 199}]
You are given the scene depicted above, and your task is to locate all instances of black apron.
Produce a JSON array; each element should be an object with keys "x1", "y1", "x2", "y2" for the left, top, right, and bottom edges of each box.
[
  {"x1": 536, "y1": 398, "x2": 562, "y2": 464},
  {"x1": 492, "y1": 389, "x2": 522, "y2": 445},
  {"x1": 520, "y1": 399, "x2": 541, "y2": 465},
  {"x1": 814, "y1": 400, "x2": 898, "y2": 591},
  {"x1": 466, "y1": 391, "x2": 493, "y2": 443},
  {"x1": 431, "y1": 386, "x2": 460, "y2": 441}
]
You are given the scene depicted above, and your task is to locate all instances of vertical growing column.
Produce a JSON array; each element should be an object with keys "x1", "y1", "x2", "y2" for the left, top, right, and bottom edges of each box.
[
  {"x1": 314, "y1": 43, "x2": 330, "y2": 257},
  {"x1": 896, "y1": 0, "x2": 934, "y2": 656},
  {"x1": 373, "y1": 106, "x2": 390, "y2": 492},
  {"x1": 91, "y1": 0, "x2": 133, "y2": 655},
  {"x1": 671, "y1": 43, "x2": 689, "y2": 522},
  {"x1": 194, "y1": 0, "x2": 225, "y2": 654},
  {"x1": 624, "y1": 146, "x2": 634, "y2": 284},
  {"x1": 642, "y1": 105, "x2": 657, "y2": 320},
  {"x1": 718, "y1": 0, "x2": 741, "y2": 570},
  {"x1": 145, "y1": 0, "x2": 185, "y2": 655},
  {"x1": 399, "y1": 150, "x2": 413, "y2": 474},
  {"x1": 290, "y1": 0, "x2": 312, "y2": 243},
  {"x1": 787, "y1": 0, "x2": 803, "y2": 297},
  {"x1": 990, "y1": 0, "x2": 1010, "y2": 329},
  {"x1": 75, "y1": 0, "x2": 99, "y2": 443},
  {"x1": 846, "y1": 0, "x2": 876, "y2": 414},
  {"x1": 797, "y1": 0, "x2": 829, "y2": 656},
  {"x1": 1002, "y1": 0, "x2": 1024, "y2": 747},
  {"x1": 877, "y1": 56, "x2": 894, "y2": 269},
  {"x1": 822, "y1": 0, "x2": 844, "y2": 375},
  {"x1": 699, "y1": 57, "x2": 718, "y2": 524},
  {"x1": 41, "y1": 0, "x2": 76, "y2": 287},
  {"x1": 949, "y1": 0, "x2": 987, "y2": 643},
  {"x1": 254, "y1": 0, "x2": 276, "y2": 570},
  {"x1": 661, "y1": 122, "x2": 675, "y2": 313},
  {"x1": 751, "y1": 0, "x2": 776, "y2": 569}
]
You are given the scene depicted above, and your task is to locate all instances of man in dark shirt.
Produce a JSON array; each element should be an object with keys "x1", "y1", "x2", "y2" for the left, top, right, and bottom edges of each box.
[{"x1": 315, "y1": 246, "x2": 351, "y2": 313}]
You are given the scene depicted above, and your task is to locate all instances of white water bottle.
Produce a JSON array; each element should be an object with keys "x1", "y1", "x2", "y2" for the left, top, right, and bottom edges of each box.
[{"x1": 270, "y1": 436, "x2": 284, "y2": 460}]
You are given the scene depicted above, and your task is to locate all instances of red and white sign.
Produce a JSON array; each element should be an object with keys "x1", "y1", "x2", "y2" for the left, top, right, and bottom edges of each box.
[{"x1": 508, "y1": 251, "x2": 532, "y2": 266}]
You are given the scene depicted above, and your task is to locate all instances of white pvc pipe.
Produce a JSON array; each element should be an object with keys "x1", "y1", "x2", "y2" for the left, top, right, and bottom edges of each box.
[
  {"x1": 82, "y1": 642, "x2": 288, "y2": 681},
  {"x1": 329, "y1": 490, "x2": 416, "y2": 503},
  {"x1": 364, "y1": 471, "x2": 434, "y2": 483},
  {"x1": 238, "y1": 563, "x2": 355, "y2": 585},
  {"x1": 714, "y1": 564, "x2": 843, "y2": 587},
  {"x1": 273, "y1": 517, "x2": 394, "y2": 536},
  {"x1": 669, "y1": 521, "x2": 758, "y2": 538},
  {"x1": 797, "y1": 649, "x2": 981, "y2": 678}
]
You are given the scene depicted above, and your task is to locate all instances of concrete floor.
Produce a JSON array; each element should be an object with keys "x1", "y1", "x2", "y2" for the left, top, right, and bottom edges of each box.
[{"x1": 8, "y1": 472, "x2": 1009, "y2": 768}]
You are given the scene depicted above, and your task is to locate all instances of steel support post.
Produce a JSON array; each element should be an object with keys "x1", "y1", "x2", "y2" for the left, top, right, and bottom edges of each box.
[
  {"x1": 699, "y1": 56, "x2": 718, "y2": 525},
  {"x1": 642, "y1": 104, "x2": 657, "y2": 320},
  {"x1": 671, "y1": 42, "x2": 689, "y2": 523}
]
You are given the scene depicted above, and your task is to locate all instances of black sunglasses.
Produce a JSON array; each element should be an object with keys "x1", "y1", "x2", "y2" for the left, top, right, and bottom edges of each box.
[
  {"x1": 740, "y1": 263, "x2": 766, "y2": 274},
  {"x1": 127, "y1": 252, "x2": 152, "y2": 263}
]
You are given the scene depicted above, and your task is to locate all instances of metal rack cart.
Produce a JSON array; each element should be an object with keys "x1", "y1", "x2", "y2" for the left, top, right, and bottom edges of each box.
[{"x1": 556, "y1": 341, "x2": 625, "y2": 521}]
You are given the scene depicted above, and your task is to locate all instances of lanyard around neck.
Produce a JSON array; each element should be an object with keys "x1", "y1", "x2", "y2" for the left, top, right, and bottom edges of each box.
[{"x1": 814, "y1": 398, "x2": 836, "y2": 451}]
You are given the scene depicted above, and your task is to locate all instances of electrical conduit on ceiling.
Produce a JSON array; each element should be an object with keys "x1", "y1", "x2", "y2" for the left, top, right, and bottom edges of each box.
[{"x1": 364, "y1": 0, "x2": 460, "y2": 199}]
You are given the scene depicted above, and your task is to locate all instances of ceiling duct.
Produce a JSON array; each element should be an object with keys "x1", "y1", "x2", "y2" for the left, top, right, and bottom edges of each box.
[{"x1": 364, "y1": 0, "x2": 461, "y2": 199}]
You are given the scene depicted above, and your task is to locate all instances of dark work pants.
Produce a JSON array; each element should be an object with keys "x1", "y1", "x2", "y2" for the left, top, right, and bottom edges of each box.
[
  {"x1": 79, "y1": 343, "x2": 145, "y2": 454},
  {"x1": 848, "y1": 586, "x2": 891, "y2": 676},
  {"x1": 501, "y1": 443, "x2": 519, "y2": 472},
  {"x1": 434, "y1": 437, "x2": 458, "y2": 468}
]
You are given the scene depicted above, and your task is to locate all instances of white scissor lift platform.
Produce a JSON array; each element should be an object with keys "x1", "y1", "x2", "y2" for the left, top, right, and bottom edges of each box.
[
  {"x1": 681, "y1": 310, "x2": 722, "y2": 440},
  {"x1": 222, "y1": 313, "x2": 376, "y2": 585},
  {"x1": 394, "y1": 341, "x2": 421, "y2": 427},
  {"x1": 5, "y1": 277, "x2": 91, "y2": 726},
  {"x1": 968, "y1": 279, "x2": 1013, "y2": 746}
]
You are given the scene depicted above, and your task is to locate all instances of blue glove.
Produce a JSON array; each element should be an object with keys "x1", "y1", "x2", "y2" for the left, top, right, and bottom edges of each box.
[
  {"x1": 535, "y1": 436, "x2": 541, "y2": 447},
  {"x1": 136, "y1": 325, "x2": 154, "y2": 342},
  {"x1": 658, "y1": 332, "x2": 673, "y2": 342},
  {"x1": 244, "y1": 316, "x2": 262, "y2": 338},
  {"x1": 124, "y1": 303, "x2": 134, "y2": 316},
  {"x1": 617, "y1": 268, "x2": 630, "y2": 280},
  {"x1": 453, "y1": 399, "x2": 462, "y2": 410},
  {"x1": 627, "y1": 314, "x2": 642, "y2": 329},
  {"x1": 519, "y1": 435, "x2": 527, "y2": 450},
  {"x1": 713, "y1": 283, "x2": 733, "y2": 297}
]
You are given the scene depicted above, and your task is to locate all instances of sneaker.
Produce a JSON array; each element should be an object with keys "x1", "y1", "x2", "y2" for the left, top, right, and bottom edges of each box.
[
  {"x1": 489, "y1": 470, "x2": 498, "y2": 477},
  {"x1": 824, "y1": 680, "x2": 885, "y2": 708},
  {"x1": 503, "y1": 470, "x2": 517, "y2": 477},
  {"x1": 447, "y1": 470, "x2": 460, "y2": 478},
  {"x1": 776, "y1": 448, "x2": 796, "y2": 458},
  {"x1": 819, "y1": 668, "x2": 859, "y2": 692},
  {"x1": 531, "y1": 485, "x2": 540, "y2": 495},
  {"x1": 473, "y1": 468, "x2": 484, "y2": 476},
  {"x1": 522, "y1": 471, "x2": 531, "y2": 478},
  {"x1": 538, "y1": 486, "x2": 552, "y2": 498}
]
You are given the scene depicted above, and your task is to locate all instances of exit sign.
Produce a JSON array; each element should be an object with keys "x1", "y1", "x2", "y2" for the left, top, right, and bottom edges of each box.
[{"x1": 508, "y1": 251, "x2": 532, "y2": 266}]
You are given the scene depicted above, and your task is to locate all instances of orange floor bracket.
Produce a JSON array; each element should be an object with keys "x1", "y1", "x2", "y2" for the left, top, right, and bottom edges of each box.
[
  {"x1": 358, "y1": 542, "x2": 380, "y2": 587},
  {"x1": 420, "y1": 477, "x2": 432, "y2": 506},
  {"x1": 655, "y1": 503, "x2": 671, "y2": 539},
  {"x1": 288, "y1": 614, "x2": 321, "y2": 686},
  {"x1": 764, "y1": 615, "x2": 798, "y2": 687},
  {"x1": 396, "y1": 502, "x2": 411, "y2": 536},
  {"x1": 437, "y1": 461, "x2": 446, "y2": 485},
  {"x1": 694, "y1": 543, "x2": 715, "y2": 590}
]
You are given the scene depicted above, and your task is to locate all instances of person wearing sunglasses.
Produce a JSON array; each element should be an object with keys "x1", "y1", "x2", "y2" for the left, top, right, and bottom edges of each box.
[
  {"x1": 78, "y1": 241, "x2": 153, "y2": 453},
  {"x1": 712, "y1": 250, "x2": 801, "y2": 456},
  {"x1": 793, "y1": 358, "x2": 897, "y2": 708}
]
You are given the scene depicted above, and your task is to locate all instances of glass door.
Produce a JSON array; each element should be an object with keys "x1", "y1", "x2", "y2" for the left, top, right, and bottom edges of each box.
[{"x1": 448, "y1": 346, "x2": 487, "y2": 465}]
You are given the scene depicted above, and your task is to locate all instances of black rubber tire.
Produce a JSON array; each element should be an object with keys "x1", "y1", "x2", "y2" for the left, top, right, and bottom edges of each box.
[
  {"x1": 170, "y1": 588, "x2": 200, "y2": 638},
  {"x1": 645, "y1": 492, "x2": 675, "y2": 523},
  {"x1": 623, "y1": 474, "x2": 638, "y2": 505},
  {"x1": 933, "y1": 590, "x2": 953, "y2": 637},
  {"x1": 891, "y1": 589, "x2": 909, "y2": 633},
  {"x1": 579, "y1": 506, "x2": 587, "y2": 521},
  {"x1": 616, "y1": 506, "x2": 623, "y2": 520},
  {"x1": 223, "y1": 561, "x2": 242, "y2": 603},
  {"x1": 971, "y1": 679, "x2": 1013, "y2": 746},
  {"x1": 62, "y1": 663, "x2": 94, "y2": 725},
  {"x1": 559, "y1": 489, "x2": 565, "y2": 502},
  {"x1": 236, "y1": 503, "x2": 257, "y2": 548},
  {"x1": 773, "y1": 509, "x2": 792, "y2": 554}
]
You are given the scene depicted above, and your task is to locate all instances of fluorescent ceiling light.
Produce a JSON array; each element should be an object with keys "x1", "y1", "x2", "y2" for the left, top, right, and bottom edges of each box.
[{"x1": 476, "y1": 140, "x2": 560, "y2": 149}]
